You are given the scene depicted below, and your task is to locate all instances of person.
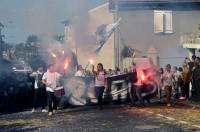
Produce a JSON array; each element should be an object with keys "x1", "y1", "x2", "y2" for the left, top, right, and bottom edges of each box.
[
  {"x1": 75, "y1": 65, "x2": 85, "y2": 77},
  {"x1": 188, "y1": 55, "x2": 196, "y2": 96},
  {"x1": 115, "y1": 67, "x2": 121, "y2": 75},
  {"x1": 133, "y1": 69, "x2": 158, "y2": 105},
  {"x1": 188, "y1": 55, "x2": 196, "y2": 73},
  {"x1": 129, "y1": 62, "x2": 136, "y2": 73},
  {"x1": 172, "y1": 66, "x2": 180, "y2": 99},
  {"x1": 30, "y1": 67, "x2": 47, "y2": 113},
  {"x1": 159, "y1": 68, "x2": 164, "y2": 99},
  {"x1": 161, "y1": 64, "x2": 173, "y2": 106},
  {"x1": 92, "y1": 63, "x2": 106, "y2": 109},
  {"x1": 42, "y1": 64, "x2": 61, "y2": 116},
  {"x1": 123, "y1": 68, "x2": 128, "y2": 74},
  {"x1": 108, "y1": 69, "x2": 113, "y2": 75},
  {"x1": 180, "y1": 63, "x2": 190, "y2": 100},
  {"x1": 191, "y1": 57, "x2": 200, "y2": 100}
]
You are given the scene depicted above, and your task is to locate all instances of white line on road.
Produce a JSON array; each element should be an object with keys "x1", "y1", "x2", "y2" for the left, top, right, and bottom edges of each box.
[
  {"x1": 147, "y1": 111, "x2": 154, "y2": 114},
  {"x1": 164, "y1": 116, "x2": 175, "y2": 121},
  {"x1": 156, "y1": 114, "x2": 176, "y2": 121},
  {"x1": 178, "y1": 121, "x2": 188, "y2": 124},
  {"x1": 135, "y1": 108, "x2": 200, "y2": 130},
  {"x1": 192, "y1": 125, "x2": 200, "y2": 129},
  {"x1": 156, "y1": 114, "x2": 165, "y2": 117}
]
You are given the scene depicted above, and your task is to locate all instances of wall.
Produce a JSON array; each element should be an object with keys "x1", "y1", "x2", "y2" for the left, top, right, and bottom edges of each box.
[
  {"x1": 76, "y1": 3, "x2": 115, "y2": 70},
  {"x1": 119, "y1": 10, "x2": 200, "y2": 67}
]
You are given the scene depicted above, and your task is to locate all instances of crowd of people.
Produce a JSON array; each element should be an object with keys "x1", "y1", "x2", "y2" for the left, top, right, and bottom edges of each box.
[
  {"x1": 30, "y1": 55, "x2": 200, "y2": 116},
  {"x1": 159, "y1": 55, "x2": 200, "y2": 106}
]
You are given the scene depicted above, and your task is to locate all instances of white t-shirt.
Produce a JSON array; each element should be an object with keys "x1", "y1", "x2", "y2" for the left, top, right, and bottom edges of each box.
[
  {"x1": 31, "y1": 71, "x2": 43, "y2": 89},
  {"x1": 75, "y1": 70, "x2": 85, "y2": 77},
  {"x1": 95, "y1": 71, "x2": 105, "y2": 87},
  {"x1": 162, "y1": 71, "x2": 173, "y2": 86},
  {"x1": 42, "y1": 71, "x2": 61, "y2": 92}
]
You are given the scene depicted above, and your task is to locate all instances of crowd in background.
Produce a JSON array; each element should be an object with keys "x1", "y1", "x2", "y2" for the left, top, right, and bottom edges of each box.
[{"x1": 159, "y1": 55, "x2": 200, "y2": 105}]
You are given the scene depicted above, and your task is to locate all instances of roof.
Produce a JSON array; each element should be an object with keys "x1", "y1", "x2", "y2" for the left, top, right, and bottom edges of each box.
[{"x1": 109, "y1": 0, "x2": 200, "y2": 11}]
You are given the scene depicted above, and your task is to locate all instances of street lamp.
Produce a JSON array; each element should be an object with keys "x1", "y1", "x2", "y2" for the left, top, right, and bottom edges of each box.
[{"x1": 0, "y1": 22, "x2": 4, "y2": 59}]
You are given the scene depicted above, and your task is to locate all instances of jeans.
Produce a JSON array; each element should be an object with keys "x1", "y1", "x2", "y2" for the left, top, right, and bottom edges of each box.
[
  {"x1": 95, "y1": 86, "x2": 105, "y2": 106},
  {"x1": 47, "y1": 91, "x2": 58, "y2": 112},
  {"x1": 33, "y1": 88, "x2": 46, "y2": 109},
  {"x1": 181, "y1": 82, "x2": 189, "y2": 99},
  {"x1": 164, "y1": 85, "x2": 172, "y2": 104}
]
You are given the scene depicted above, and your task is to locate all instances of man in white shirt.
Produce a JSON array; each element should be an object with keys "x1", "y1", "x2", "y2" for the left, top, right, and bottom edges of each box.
[{"x1": 42, "y1": 64, "x2": 61, "y2": 116}]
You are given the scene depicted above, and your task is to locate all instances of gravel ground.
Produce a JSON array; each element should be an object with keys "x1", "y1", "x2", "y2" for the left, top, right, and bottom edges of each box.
[{"x1": 1, "y1": 102, "x2": 200, "y2": 132}]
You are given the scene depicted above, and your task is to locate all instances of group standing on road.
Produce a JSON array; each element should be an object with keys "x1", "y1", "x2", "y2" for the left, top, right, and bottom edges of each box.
[{"x1": 30, "y1": 55, "x2": 200, "y2": 116}]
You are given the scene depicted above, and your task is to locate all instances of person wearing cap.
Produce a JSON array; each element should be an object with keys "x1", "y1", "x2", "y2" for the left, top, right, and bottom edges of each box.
[{"x1": 42, "y1": 64, "x2": 61, "y2": 116}]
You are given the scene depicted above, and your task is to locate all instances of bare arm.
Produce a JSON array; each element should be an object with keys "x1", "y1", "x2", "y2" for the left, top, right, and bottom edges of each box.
[
  {"x1": 92, "y1": 65, "x2": 97, "y2": 76},
  {"x1": 30, "y1": 72, "x2": 37, "y2": 77}
]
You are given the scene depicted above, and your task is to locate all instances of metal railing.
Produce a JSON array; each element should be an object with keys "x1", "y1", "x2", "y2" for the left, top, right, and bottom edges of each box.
[{"x1": 180, "y1": 33, "x2": 200, "y2": 44}]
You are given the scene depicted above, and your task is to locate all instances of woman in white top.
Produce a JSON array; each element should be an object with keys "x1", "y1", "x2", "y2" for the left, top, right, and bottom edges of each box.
[{"x1": 92, "y1": 63, "x2": 106, "y2": 108}]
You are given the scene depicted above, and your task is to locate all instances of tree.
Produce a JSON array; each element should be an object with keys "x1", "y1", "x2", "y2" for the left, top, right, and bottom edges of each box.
[
  {"x1": 0, "y1": 22, "x2": 5, "y2": 58},
  {"x1": 25, "y1": 35, "x2": 41, "y2": 59},
  {"x1": 26, "y1": 35, "x2": 40, "y2": 45}
]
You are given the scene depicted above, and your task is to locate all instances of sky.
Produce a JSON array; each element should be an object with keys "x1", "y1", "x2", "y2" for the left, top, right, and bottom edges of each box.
[{"x1": 0, "y1": 0, "x2": 107, "y2": 44}]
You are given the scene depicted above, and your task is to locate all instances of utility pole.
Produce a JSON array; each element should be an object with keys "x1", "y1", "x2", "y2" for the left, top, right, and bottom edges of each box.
[
  {"x1": 114, "y1": 2, "x2": 122, "y2": 69},
  {"x1": 0, "y1": 22, "x2": 5, "y2": 59}
]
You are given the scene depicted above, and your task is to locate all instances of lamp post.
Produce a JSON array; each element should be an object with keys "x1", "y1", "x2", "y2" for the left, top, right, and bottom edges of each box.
[{"x1": 0, "y1": 22, "x2": 4, "y2": 59}]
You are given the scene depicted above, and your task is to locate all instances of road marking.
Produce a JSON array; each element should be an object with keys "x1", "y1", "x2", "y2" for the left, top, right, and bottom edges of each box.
[
  {"x1": 164, "y1": 116, "x2": 175, "y2": 121},
  {"x1": 156, "y1": 114, "x2": 175, "y2": 121},
  {"x1": 134, "y1": 108, "x2": 200, "y2": 130},
  {"x1": 155, "y1": 113, "x2": 200, "y2": 129},
  {"x1": 156, "y1": 114, "x2": 165, "y2": 117},
  {"x1": 192, "y1": 125, "x2": 200, "y2": 129},
  {"x1": 147, "y1": 111, "x2": 154, "y2": 114},
  {"x1": 178, "y1": 121, "x2": 188, "y2": 124}
]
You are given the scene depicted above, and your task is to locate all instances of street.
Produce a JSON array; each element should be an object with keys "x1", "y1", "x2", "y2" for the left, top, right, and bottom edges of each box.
[{"x1": 1, "y1": 102, "x2": 200, "y2": 132}]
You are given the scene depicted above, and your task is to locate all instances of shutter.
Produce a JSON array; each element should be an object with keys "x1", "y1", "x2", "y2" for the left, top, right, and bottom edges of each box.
[
  {"x1": 164, "y1": 11, "x2": 173, "y2": 34},
  {"x1": 154, "y1": 10, "x2": 164, "y2": 33}
]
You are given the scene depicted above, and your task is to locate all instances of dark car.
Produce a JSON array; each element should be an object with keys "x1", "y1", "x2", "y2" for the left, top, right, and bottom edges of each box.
[{"x1": 0, "y1": 59, "x2": 34, "y2": 113}]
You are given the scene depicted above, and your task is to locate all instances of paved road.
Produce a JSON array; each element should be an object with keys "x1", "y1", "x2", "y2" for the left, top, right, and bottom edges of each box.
[{"x1": 0, "y1": 103, "x2": 200, "y2": 132}]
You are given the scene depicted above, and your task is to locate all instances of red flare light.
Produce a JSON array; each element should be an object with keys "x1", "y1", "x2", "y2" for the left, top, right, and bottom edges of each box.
[
  {"x1": 141, "y1": 74, "x2": 145, "y2": 81},
  {"x1": 64, "y1": 58, "x2": 71, "y2": 70}
]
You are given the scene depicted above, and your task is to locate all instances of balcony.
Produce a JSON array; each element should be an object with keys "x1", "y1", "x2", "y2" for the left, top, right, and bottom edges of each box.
[{"x1": 180, "y1": 33, "x2": 200, "y2": 49}]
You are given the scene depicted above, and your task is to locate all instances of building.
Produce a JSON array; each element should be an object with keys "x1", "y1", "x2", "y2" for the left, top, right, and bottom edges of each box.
[
  {"x1": 110, "y1": 0, "x2": 200, "y2": 67},
  {"x1": 64, "y1": 3, "x2": 115, "y2": 70}
]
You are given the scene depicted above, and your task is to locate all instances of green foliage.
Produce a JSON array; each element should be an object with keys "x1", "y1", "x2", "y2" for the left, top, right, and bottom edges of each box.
[
  {"x1": 27, "y1": 55, "x2": 46, "y2": 71},
  {"x1": 121, "y1": 45, "x2": 134, "y2": 58},
  {"x1": 14, "y1": 35, "x2": 45, "y2": 70},
  {"x1": 26, "y1": 35, "x2": 40, "y2": 45}
]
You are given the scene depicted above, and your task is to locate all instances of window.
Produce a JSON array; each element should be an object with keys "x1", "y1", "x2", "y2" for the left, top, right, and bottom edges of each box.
[{"x1": 154, "y1": 10, "x2": 173, "y2": 34}]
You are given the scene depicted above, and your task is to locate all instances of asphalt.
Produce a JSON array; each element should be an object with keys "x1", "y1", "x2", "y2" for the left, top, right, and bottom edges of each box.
[{"x1": 0, "y1": 102, "x2": 200, "y2": 132}]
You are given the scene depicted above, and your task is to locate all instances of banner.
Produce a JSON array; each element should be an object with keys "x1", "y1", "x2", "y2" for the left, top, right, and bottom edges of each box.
[{"x1": 94, "y1": 18, "x2": 121, "y2": 53}]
